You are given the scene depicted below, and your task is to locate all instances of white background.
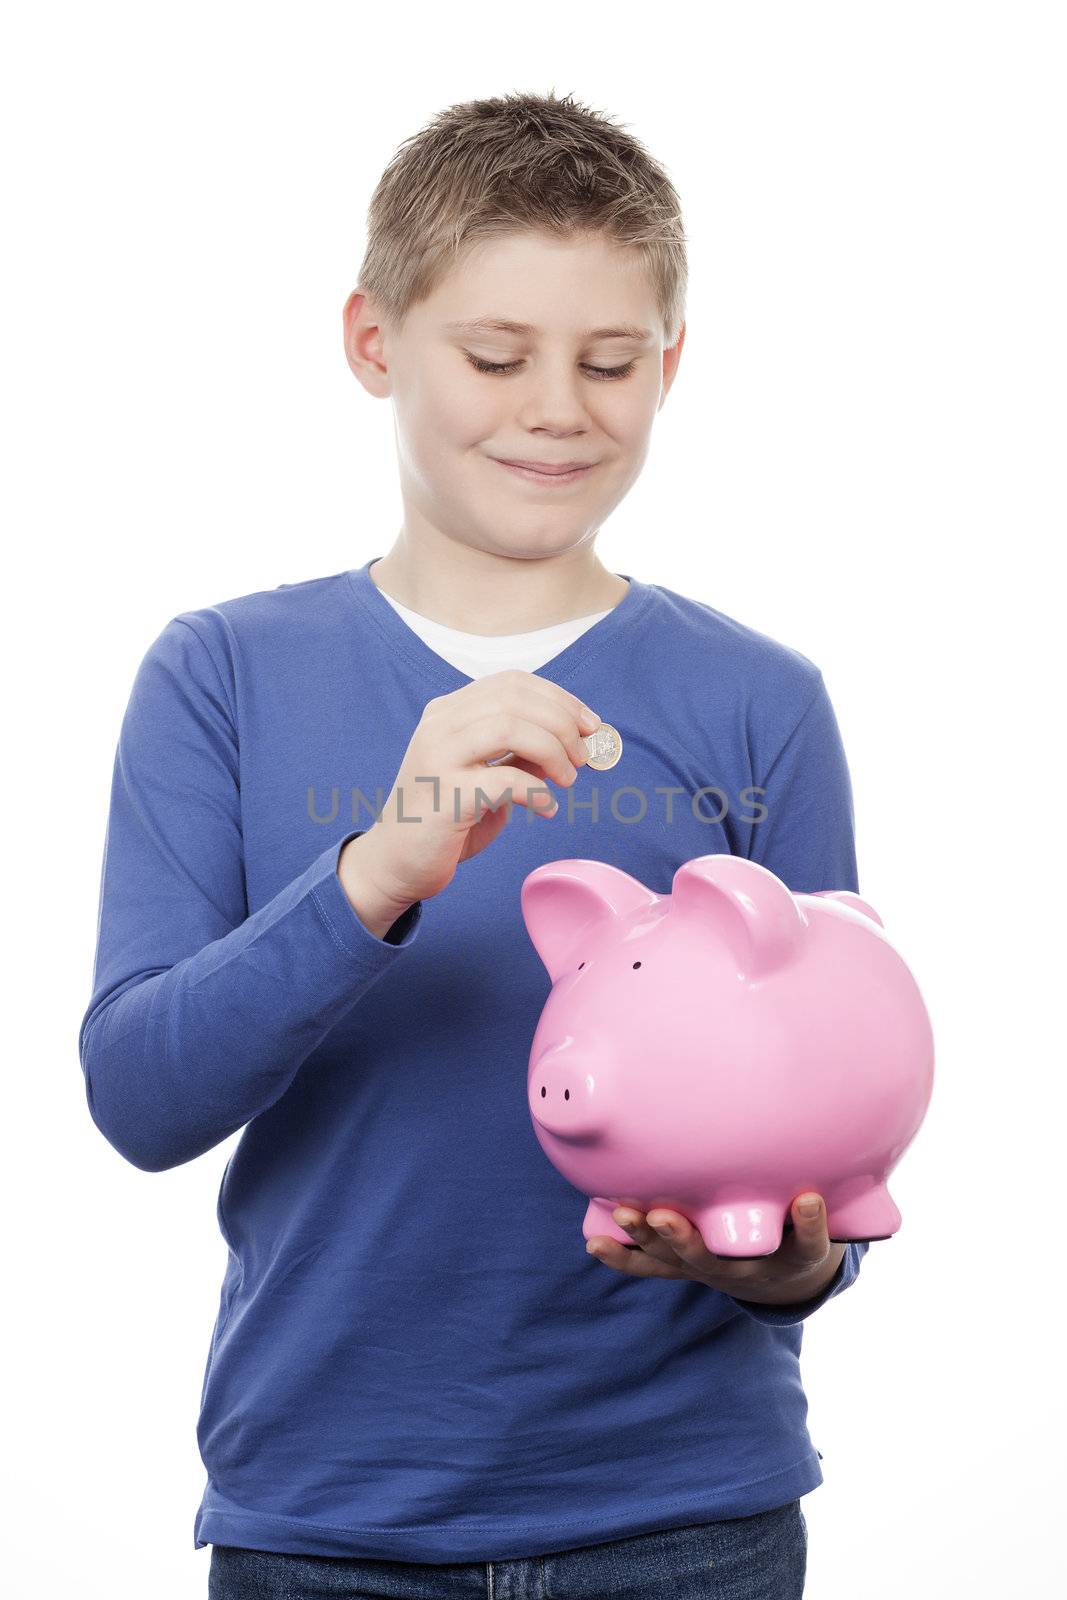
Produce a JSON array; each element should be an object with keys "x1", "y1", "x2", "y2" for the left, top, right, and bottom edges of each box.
[{"x1": 4, "y1": 3, "x2": 1064, "y2": 1595}]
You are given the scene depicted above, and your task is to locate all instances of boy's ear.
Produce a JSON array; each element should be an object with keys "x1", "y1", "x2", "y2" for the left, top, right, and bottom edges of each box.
[
  {"x1": 659, "y1": 320, "x2": 686, "y2": 408},
  {"x1": 342, "y1": 289, "x2": 390, "y2": 397}
]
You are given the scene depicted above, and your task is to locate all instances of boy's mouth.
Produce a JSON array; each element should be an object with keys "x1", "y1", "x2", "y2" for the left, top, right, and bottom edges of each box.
[{"x1": 492, "y1": 457, "x2": 595, "y2": 485}]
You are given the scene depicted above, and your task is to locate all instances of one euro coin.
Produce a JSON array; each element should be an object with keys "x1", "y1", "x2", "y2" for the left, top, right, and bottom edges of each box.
[{"x1": 582, "y1": 721, "x2": 623, "y2": 771}]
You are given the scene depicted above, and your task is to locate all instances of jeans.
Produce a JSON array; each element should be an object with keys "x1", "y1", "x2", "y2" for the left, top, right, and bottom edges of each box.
[{"x1": 207, "y1": 1499, "x2": 807, "y2": 1598}]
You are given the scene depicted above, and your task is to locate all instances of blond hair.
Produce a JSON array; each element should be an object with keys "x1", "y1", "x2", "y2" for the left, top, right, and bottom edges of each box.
[{"x1": 357, "y1": 89, "x2": 687, "y2": 346}]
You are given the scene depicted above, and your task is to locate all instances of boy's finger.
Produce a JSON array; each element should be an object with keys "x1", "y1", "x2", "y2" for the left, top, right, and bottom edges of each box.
[
  {"x1": 586, "y1": 1236, "x2": 687, "y2": 1279},
  {"x1": 613, "y1": 1207, "x2": 687, "y2": 1265},
  {"x1": 786, "y1": 1194, "x2": 831, "y2": 1263}
]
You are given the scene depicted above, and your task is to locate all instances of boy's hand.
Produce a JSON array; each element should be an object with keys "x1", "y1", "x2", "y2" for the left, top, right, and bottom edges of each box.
[
  {"x1": 340, "y1": 670, "x2": 600, "y2": 919},
  {"x1": 586, "y1": 1194, "x2": 848, "y2": 1308}
]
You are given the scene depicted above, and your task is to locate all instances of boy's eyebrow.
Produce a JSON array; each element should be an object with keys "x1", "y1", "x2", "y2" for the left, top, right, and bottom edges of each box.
[{"x1": 444, "y1": 316, "x2": 655, "y2": 343}]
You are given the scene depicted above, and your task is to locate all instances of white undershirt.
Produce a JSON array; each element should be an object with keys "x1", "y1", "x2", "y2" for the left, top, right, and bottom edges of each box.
[{"x1": 377, "y1": 591, "x2": 613, "y2": 679}]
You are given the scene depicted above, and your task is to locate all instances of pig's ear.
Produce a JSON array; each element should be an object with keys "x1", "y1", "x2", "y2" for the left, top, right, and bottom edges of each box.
[
  {"x1": 521, "y1": 859, "x2": 658, "y2": 982},
  {"x1": 809, "y1": 888, "x2": 884, "y2": 927},
  {"x1": 670, "y1": 854, "x2": 805, "y2": 978}
]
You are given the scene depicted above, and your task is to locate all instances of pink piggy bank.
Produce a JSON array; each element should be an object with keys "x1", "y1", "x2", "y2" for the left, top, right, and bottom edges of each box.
[{"x1": 520, "y1": 853, "x2": 934, "y2": 1259}]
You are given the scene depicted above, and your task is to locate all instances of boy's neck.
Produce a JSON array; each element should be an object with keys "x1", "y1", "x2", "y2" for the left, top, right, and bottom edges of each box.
[{"x1": 368, "y1": 541, "x2": 630, "y2": 637}]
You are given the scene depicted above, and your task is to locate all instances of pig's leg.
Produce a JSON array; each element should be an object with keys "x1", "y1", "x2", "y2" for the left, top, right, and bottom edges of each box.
[
  {"x1": 825, "y1": 1181, "x2": 901, "y2": 1242},
  {"x1": 583, "y1": 1196, "x2": 635, "y2": 1246},
  {"x1": 694, "y1": 1199, "x2": 786, "y2": 1258}
]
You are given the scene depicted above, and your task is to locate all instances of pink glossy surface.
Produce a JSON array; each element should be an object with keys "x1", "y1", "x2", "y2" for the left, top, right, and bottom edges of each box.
[{"x1": 520, "y1": 854, "x2": 934, "y2": 1258}]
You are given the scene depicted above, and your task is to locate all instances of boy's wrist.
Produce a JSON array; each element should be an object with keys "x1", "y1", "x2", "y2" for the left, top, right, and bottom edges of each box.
[
  {"x1": 731, "y1": 1244, "x2": 847, "y2": 1309},
  {"x1": 337, "y1": 833, "x2": 417, "y2": 941}
]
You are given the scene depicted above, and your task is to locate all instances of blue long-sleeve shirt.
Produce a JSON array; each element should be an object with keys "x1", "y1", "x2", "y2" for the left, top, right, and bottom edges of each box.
[{"x1": 79, "y1": 557, "x2": 869, "y2": 1562}]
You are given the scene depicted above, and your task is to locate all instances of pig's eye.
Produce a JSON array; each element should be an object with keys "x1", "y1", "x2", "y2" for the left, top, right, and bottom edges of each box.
[
  {"x1": 578, "y1": 962, "x2": 585, "y2": 969},
  {"x1": 632, "y1": 961, "x2": 642, "y2": 969}
]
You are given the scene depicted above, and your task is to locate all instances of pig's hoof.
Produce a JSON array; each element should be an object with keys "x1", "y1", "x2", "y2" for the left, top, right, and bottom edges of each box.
[
  {"x1": 826, "y1": 1183, "x2": 901, "y2": 1241},
  {"x1": 582, "y1": 1196, "x2": 634, "y2": 1246},
  {"x1": 695, "y1": 1200, "x2": 785, "y2": 1257}
]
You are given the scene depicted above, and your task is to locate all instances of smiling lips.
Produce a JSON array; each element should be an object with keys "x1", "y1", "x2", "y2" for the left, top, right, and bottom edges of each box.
[{"x1": 493, "y1": 457, "x2": 596, "y2": 483}]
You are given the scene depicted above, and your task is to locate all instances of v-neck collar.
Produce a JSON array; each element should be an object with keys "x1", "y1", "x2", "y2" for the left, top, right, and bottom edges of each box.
[{"x1": 344, "y1": 557, "x2": 655, "y2": 691}]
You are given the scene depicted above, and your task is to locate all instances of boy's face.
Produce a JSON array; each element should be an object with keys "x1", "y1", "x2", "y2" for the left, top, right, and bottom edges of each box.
[{"x1": 344, "y1": 229, "x2": 684, "y2": 564}]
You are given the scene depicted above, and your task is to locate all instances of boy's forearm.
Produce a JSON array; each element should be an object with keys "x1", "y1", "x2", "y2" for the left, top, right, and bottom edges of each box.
[{"x1": 81, "y1": 836, "x2": 420, "y2": 1172}]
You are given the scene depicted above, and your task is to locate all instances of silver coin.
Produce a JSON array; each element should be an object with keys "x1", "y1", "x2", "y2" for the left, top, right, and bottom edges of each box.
[{"x1": 582, "y1": 721, "x2": 623, "y2": 771}]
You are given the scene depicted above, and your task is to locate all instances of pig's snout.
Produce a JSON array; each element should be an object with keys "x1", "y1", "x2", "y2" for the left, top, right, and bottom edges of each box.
[{"x1": 529, "y1": 1043, "x2": 606, "y2": 1139}]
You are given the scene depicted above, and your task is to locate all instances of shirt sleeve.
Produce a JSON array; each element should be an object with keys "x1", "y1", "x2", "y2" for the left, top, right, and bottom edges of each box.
[
  {"x1": 78, "y1": 615, "x2": 423, "y2": 1174},
  {"x1": 746, "y1": 668, "x2": 860, "y2": 897},
  {"x1": 731, "y1": 666, "x2": 869, "y2": 1325},
  {"x1": 726, "y1": 1240, "x2": 870, "y2": 1327}
]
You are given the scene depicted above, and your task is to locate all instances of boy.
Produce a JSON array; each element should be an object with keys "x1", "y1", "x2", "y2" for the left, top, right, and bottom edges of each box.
[{"x1": 80, "y1": 91, "x2": 866, "y2": 1597}]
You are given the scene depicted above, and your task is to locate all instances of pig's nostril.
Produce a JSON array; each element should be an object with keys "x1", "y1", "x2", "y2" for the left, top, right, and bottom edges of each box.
[
  {"x1": 564, "y1": 1089, "x2": 570, "y2": 1100},
  {"x1": 540, "y1": 1086, "x2": 546, "y2": 1098},
  {"x1": 633, "y1": 961, "x2": 642, "y2": 969}
]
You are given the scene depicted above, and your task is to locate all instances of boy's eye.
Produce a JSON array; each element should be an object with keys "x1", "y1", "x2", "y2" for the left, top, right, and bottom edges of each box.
[{"x1": 464, "y1": 352, "x2": 636, "y2": 381}]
